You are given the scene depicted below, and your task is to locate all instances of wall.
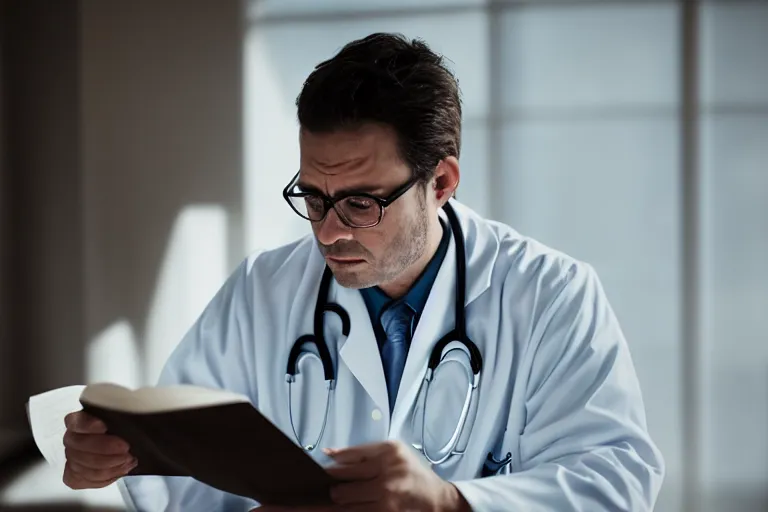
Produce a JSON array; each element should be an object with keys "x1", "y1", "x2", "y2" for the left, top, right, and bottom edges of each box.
[
  {"x1": 0, "y1": 0, "x2": 244, "y2": 504},
  {"x1": 1, "y1": 0, "x2": 84, "y2": 430},
  {"x1": 80, "y1": 0, "x2": 244, "y2": 387},
  {"x1": 0, "y1": 0, "x2": 10, "y2": 430}
]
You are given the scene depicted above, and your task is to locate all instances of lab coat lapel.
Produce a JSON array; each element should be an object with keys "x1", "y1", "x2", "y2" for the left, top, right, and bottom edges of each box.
[{"x1": 334, "y1": 282, "x2": 391, "y2": 417}]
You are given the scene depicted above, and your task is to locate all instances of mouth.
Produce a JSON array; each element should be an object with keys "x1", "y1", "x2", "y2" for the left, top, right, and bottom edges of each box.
[{"x1": 326, "y1": 256, "x2": 366, "y2": 265}]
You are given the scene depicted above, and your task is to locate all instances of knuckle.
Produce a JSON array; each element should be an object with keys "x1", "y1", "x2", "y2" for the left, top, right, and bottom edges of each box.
[
  {"x1": 92, "y1": 467, "x2": 113, "y2": 481},
  {"x1": 383, "y1": 439, "x2": 400, "y2": 453},
  {"x1": 62, "y1": 429, "x2": 81, "y2": 450},
  {"x1": 382, "y1": 478, "x2": 401, "y2": 495},
  {"x1": 62, "y1": 466, "x2": 80, "y2": 489},
  {"x1": 63, "y1": 411, "x2": 76, "y2": 429}
]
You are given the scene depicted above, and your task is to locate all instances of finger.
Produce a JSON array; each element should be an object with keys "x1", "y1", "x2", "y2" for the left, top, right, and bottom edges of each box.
[
  {"x1": 65, "y1": 446, "x2": 135, "y2": 470},
  {"x1": 330, "y1": 478, "x2": 383, "y2": 506},
  {"x1": 324, "y1": 441, "x2": 393, "y2": 465},
  {"x1": 63, "y1": 469, "x2": 118, "y2": 489},
  {"x1": 68, "y1": 457, "x2": 137, "y2": 483},
  {"x1": 325, "y1": 459, "x2": 380, "y2": 481},
  {"x1": 64, "y1": 411, "x2": 107, "y2": 434},
  {"x1": 63, "y1": 430, "x2": 130, "y2": 455},
  {"x1": 63, "y1": 461, "x2": 121, "y2": 490}
]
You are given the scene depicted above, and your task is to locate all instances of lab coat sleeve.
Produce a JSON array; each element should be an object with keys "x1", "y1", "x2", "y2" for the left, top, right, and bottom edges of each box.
[
  {"x1": 453, "y1": 263, "x2": 664, "y2": 512},
  {"x1": 117, "y1": 257, "x2": 261, "y2": 512}
]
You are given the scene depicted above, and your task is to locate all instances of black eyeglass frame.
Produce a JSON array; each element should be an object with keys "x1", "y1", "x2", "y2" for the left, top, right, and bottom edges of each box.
[{"x1": 282, "y1": 169, "x2": 419, "y2": 228}]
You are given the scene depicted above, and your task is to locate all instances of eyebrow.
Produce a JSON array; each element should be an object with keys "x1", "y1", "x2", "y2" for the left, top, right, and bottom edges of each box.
[{"x1": 296, "y1": 180, "x2": 386, "y2": 198}]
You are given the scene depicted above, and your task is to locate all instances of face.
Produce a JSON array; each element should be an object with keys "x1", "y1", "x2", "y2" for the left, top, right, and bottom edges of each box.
[{"x1": 297, "y1": 124, "x2": 441, "y2": 292}]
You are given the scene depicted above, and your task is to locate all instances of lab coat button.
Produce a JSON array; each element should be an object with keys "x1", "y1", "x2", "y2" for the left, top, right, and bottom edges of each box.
[{"x1": 371, "y1": 409, "x2": 382, "y2": 421}]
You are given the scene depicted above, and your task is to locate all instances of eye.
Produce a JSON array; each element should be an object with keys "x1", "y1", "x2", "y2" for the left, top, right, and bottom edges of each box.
[
  {"x1": 345, "y1": 196, "x2": 375, "y2": 210},
  {"x1": 304, "y1": 196, "x2": 325, "y2": 213}
]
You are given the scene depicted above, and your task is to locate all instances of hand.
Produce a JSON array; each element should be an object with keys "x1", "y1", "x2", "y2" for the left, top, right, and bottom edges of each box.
[
  {"x1": 62, "y1": 411, "x2": 137, "y2": 489},
  {"x1": 325, "y1": 440, "x2": 469, "y2": 511},
  {"x1": 256, "y1": 440, "x2": 470, "y2": 511}
]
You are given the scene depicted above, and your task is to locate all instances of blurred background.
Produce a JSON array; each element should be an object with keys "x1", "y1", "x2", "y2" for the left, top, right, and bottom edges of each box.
[{"x1": 0, "y1": 0, "x2": 765, "y2": 510}]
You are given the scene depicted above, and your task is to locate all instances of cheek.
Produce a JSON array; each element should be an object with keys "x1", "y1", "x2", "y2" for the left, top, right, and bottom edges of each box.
[{"x1": 354, "y1": 229, "x2": 386, "y2": 255}]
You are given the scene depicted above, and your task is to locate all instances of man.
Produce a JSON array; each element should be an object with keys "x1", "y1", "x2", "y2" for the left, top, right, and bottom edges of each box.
[{"x1": 62, "y1": 33, "x2": 664, "y2": 511}]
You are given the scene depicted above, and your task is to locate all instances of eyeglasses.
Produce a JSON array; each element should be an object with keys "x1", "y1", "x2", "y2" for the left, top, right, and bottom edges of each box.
[{"x1": 282, "y1": 170, "x2": 419, "y2": 228}]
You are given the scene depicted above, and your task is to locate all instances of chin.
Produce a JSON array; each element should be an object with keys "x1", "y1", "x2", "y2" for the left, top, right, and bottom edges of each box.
[{"x1": 330, "y1": 269, "x2": 378, "y2": 289}]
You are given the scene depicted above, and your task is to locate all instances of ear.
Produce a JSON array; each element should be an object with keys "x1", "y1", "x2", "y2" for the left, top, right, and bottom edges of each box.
[{"x1": 432, "y1": 156, "x2": 460, "y2": 207}]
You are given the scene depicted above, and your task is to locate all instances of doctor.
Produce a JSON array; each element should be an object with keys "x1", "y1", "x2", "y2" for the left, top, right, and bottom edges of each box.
[{"x1": 62, "y1": 33, "x2": 664, "y2": 511}]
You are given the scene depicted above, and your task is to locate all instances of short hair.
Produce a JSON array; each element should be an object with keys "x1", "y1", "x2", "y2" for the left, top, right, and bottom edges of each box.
[{"x1": 296, "y1": 32, "x2": 462, "y2": 183}]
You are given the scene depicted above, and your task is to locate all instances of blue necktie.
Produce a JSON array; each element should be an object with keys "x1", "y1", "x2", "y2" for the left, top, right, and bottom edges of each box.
[{"x1": 380, "y1": 302, "x2": 414, "y2": 412}]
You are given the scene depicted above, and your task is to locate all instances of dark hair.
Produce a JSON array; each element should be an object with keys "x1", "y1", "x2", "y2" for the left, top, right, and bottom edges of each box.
[{"x1": 296, "y1": 33, "x2": 462, "y2": 183}]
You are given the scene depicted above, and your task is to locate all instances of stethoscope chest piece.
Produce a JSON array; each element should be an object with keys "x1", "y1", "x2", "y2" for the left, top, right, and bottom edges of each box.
[{"x1": 413, "y1": 331, "x2": 482, "y2": 465}]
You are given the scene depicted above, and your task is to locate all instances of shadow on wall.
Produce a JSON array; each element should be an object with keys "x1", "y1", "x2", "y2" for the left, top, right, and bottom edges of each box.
[{"x1": 88, "y1": 205, "x2": 231, "y2": 388}]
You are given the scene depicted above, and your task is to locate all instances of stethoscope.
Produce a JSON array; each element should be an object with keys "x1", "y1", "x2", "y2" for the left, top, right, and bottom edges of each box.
[{"x1": 285, "y1": 202, "x2": 483, "y2": 465}]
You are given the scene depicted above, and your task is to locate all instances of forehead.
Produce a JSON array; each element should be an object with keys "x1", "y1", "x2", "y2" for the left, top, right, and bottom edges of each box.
[{"x1": 298, "y1": 124, "x2": 408, "y2": 191}]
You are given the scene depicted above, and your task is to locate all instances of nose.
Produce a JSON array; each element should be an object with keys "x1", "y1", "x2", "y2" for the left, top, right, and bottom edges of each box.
[{"x1": 314, "y1": 208, "x2": 353, "y2": 246}]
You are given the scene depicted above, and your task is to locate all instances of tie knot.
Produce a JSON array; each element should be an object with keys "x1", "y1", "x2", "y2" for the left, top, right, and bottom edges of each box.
[{"x1": 381, "y1": 301, "x2": 414, "y2": 341}]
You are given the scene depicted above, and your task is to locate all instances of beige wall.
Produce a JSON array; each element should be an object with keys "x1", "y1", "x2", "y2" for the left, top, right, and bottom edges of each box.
[
  {"x1": 80, "y1": 0, "x2": 244, "y2": 385},
  {"x1": 1, "y1": 0, "x2": 244, "y2": 432}
]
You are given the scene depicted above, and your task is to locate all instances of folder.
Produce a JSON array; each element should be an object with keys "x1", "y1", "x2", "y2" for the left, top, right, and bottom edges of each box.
[{"x1": 29, "y1": 383, "x2": 335, "y2": 506}]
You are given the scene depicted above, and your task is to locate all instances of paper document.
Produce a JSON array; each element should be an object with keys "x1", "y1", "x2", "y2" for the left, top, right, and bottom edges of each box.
[{"x1": 27, "y1": 385, "x2": 86, "y2": 469}]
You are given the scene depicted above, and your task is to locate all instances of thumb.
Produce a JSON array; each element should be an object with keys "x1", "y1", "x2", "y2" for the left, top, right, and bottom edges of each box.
[
  {"x1": 322, "y1": 445, "x2": 376, "y2": 465},
  {"x1": 323, "y1": 447, "x2": 362, "y2": 465}
]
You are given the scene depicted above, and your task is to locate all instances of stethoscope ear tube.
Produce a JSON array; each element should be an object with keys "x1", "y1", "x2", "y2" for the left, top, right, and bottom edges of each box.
[
  {"x1": 427, "y1": 331, "x2": 482, "y2": 375},
  {"x1": 312, "y1": 267, "x2": 338, "y2": 382},
  {"x1": 435, "y1": 202, "x2": 483, "y2": 375},
  {"x1": 323, "y1": 303, "x2": 351, "y2": 336},
  {"x1": 286, "y1": 267, "x2": 344, "y2": 382},
  {"x1": 443, "y1": 202, "x2": 467, "y2": 338},
  {"x1": 286, "y1": 334, "x2": 315, "y2": 378}
]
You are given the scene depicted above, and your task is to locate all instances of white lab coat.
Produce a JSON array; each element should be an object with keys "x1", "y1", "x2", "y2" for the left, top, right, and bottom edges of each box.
[{"x1": 119, "y1": 199, "x2": 664, "y2": 511}]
